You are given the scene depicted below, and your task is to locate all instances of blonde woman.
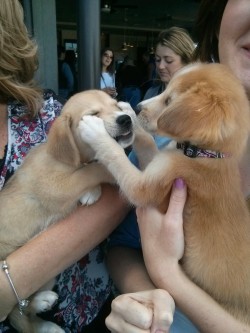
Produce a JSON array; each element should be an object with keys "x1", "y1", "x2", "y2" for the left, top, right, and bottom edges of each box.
[
  {"x1": 144, "y1": 26, "x2": 195, "y2": 99},
  {"x1": 0, "y1": 1, "x2": 127, "y2": 332}
]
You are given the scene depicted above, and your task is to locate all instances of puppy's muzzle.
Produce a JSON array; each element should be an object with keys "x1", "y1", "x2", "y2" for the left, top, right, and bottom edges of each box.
[{"x1": 115, "y1": 114, "x2": 134, "y2": 148}]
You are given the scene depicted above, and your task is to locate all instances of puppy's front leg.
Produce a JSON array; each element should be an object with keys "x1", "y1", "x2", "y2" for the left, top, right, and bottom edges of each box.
[
  {"x1": 133, "y1": 126, "x2": 158, "y2": 170},
  {"x1": 79, "y1": 115, "x2": 141, "y2": 192},
  {"x1": 79, "y1": 116, "x2": 172, "y2": 208}
]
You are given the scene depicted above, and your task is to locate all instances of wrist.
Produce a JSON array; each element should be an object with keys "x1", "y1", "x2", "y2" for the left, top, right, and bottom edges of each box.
[
  {"x1": 150, "y1": 261, "x2": 183, "y2": 291},
  {"x1": 1, "y1": 261, "x2": 29, "y2": 315},
  {"x1": 0, "y1": 261, "x2": 17, "y2": 320},
  {"x1": 159, "y1": 263, "x2": 194, "y2": 304}
]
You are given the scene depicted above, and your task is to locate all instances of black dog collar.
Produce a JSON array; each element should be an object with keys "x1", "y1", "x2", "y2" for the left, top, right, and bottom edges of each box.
[{"x1": 176, "y1": 142, "x2": 228, "y2": 158}]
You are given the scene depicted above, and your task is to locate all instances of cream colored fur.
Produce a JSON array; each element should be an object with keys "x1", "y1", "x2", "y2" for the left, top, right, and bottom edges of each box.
[
  {"x1": 81, "y1": 63, "x2": 250, "y2": 324},
  {"x1": 0, "y1": 90, "x2": 135, "y2": 333}
]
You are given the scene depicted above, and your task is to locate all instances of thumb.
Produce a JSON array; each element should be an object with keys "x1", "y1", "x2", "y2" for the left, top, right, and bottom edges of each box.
[
  {"x1": 167, "y1": 178, "x2": 187, "y2": 220},
  {"x1": 150, "y1": 290, "x2": 175, "y2": 333}
]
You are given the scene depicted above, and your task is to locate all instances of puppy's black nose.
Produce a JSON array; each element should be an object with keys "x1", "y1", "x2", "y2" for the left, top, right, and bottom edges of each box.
[{"x1": 116, "y1": 114, "x2": 132, "y2": 128}]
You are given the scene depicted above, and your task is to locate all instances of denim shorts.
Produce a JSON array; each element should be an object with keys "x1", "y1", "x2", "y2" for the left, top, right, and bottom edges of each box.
[{"x1": 170, "y1": 308, "x2": 200, "y2": 333}]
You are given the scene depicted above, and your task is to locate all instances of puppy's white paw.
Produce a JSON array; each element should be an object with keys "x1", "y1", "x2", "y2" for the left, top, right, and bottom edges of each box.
[
  {"x1": 79, "y1": 186, "x2": 102, "y2": 205},
  {"x1": 30, "y1": 291, "x2": 58, "y2": 313},
  {"x1": 32, "y1": 320, "x2": 65, "y2": 333},
  {"x1": 79, "y1": 115, "x2": 107, "y2": 145}
]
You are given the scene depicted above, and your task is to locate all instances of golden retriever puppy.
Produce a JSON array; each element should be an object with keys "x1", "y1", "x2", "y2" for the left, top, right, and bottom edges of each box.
[
  {"x1": 0, "y1": 90, "x2": 135, "y2": 333},
  {"x1": 80, "y1": 63, "x2": 250, "y2": 324}
]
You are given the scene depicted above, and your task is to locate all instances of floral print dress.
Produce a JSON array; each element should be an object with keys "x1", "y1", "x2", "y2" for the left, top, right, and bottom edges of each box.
[{"x1": 0, "y1": 90, "x2": 112, "y2": 333}]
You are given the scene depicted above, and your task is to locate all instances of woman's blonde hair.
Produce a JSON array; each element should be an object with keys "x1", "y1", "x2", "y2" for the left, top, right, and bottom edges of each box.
[
  {"x1": 156, "y1": 27, "x2": 195, "y2": 65},
  {"x1": 0, "y1": 0, "x2": 43, "y2": 116}
]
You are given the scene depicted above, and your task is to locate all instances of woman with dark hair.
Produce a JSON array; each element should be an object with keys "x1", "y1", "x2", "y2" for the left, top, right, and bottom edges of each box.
[
  {"x1": 57, "y1": 45, "x2": 74, "y2": 100},
  {"x1": 192, "y1": 0, "x2": 228, "y2": 63},
  {"x1": 106, "y1": 0, "x2": 250, "y2": 332},
  {"x1": 100, "y1": 48, "x2": 117, "y2": 98}
]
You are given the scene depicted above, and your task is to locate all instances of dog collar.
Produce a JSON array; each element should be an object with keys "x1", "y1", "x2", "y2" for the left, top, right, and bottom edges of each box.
[{"x1": 176, "y1": 142, "x2": 227, "y2": 159}]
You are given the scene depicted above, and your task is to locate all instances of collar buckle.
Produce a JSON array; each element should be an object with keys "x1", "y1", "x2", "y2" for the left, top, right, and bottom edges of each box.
[{"x1": 183, "y1": 144, "x2": 198, "y2": 158}]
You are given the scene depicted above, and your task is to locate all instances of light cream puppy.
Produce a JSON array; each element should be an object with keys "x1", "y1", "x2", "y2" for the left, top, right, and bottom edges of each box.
[{"x1": 0, "y1": 90, "x2": 135, "y2": 333}]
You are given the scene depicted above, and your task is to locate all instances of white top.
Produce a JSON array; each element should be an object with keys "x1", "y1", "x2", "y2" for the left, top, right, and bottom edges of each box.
[{"x1": 100, "y1": 72, "x2": 115, "y2": 89}]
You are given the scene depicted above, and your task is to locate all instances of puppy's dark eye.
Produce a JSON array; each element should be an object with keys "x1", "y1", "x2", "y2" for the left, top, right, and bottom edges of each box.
[{"x1": 91, "y1": 111, "x2": 99, "y2": 116}]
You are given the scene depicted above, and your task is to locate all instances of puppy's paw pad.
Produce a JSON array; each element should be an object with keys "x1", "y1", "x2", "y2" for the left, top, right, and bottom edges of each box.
[
  {"x1": 79, "y1": 187, "x2": 102, "y2": 205},
  {"x1": 30, "y1": 291, "x2": 58, "y2": 313}
]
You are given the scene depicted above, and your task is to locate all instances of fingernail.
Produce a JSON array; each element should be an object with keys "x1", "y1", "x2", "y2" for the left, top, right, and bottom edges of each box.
[{"x1": 174, "y1": 178, "x2": 185, "y2": 189}]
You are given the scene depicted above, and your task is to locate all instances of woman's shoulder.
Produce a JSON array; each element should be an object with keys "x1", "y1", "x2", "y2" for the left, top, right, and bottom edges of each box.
[
  {"x1": 144, "y1": 84, "x2": 162, "y2": 100},
  {"x1": 8, "y1": 89, "x2": 65, "y2": 147},
  {"x1": 4, "y1": 93, "x2": 63, "y2": 178}
]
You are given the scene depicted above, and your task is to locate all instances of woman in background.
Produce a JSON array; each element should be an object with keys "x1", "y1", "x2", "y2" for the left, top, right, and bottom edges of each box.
[
  {"x1": 57, "y1": 45, "x2": 74, "y2": 100},
  {"x1": 64, "y1": 49, "x2": 78, "y2": 96},
  {"x1": 144, "y1": 26, "x2": 195, "y2": 100},
  {"x1": 100, "y1": 48, "x2": 117, "y2": 99}
]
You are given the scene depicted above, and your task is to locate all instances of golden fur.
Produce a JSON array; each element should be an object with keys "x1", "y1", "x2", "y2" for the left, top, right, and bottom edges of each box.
[
  {"x1": 0, "y1": 90, "x2": 135, "y2": 333},
  {"x1": 81, "y1": 63, "x2": 250, "y2": 324}
]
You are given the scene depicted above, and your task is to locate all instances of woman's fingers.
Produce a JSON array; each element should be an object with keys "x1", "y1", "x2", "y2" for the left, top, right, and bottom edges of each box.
[
  {"x1": 106, "y1": 293, "x2": 152, "y2": 333},
  {"x1": 165, "y1": 178, "x2": 187, "y2": 224},
  {"x1": 106, "y1": 290, "x2": 175, "y2": 333}
]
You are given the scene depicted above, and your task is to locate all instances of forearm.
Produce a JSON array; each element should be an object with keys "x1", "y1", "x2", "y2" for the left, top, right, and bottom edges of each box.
[
  {"x1": 0, "y1": 185, "x2": 129, "y2": 311},
  {"x1": 106, "y1": 246, "x2": 155, "y2": 293},
  {"x1": 156, "y1": 264, "x2": 250, "y2": 333}
]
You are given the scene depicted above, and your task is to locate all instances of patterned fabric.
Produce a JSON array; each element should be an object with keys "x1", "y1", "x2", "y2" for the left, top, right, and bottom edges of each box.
[{"x1": 0, "y1": 90, "x2": 112, "y2": 332}]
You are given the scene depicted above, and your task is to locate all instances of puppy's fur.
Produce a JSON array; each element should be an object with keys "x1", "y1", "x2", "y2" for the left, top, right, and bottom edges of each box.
[
  {"x1": 0, "y1": 90, "x2": 135, "y2": 333},
  {"x1": 81, "y1": 63, "x2": 250, "y2": 324}
]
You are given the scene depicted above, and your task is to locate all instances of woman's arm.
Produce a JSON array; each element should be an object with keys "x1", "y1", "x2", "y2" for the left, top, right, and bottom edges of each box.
[
  {"x1": 106, "y1": 246, "x2": 175, "y2": 332},
  {"x1": 137, "y1": 179, "x2": 250, "y2": 333},
  {"x1": 105, "y1": 179, "x2": 187, "y2": 333},
  {"x1": 158, "y1": 265, "x2": 250, "y2": 333},
  {"x1": 0, "y1": 184, "x2": 129, "y2": 320},
  {"x1": 107, "y1": 247, "x2": 154, "y2": 293}
]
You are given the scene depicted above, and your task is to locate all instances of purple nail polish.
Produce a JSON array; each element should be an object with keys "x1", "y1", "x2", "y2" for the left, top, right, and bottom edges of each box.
[{"x1": 174, "y1": 178, "x2": 185, "y2": 189}]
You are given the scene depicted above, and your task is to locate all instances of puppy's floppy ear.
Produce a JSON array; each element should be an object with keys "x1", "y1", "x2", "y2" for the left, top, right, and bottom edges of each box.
[{"x1": 47, "y1": 114, "x2": 81, "y2": 167}]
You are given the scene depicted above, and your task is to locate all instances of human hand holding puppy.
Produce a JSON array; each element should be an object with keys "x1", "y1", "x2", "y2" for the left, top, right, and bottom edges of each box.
[
  {"x1": 106, "y1": 179, "x2": 186, "y2": 333},
  {"x1": 136, "y1": 177, "x2": 187, "y2": 281}
]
